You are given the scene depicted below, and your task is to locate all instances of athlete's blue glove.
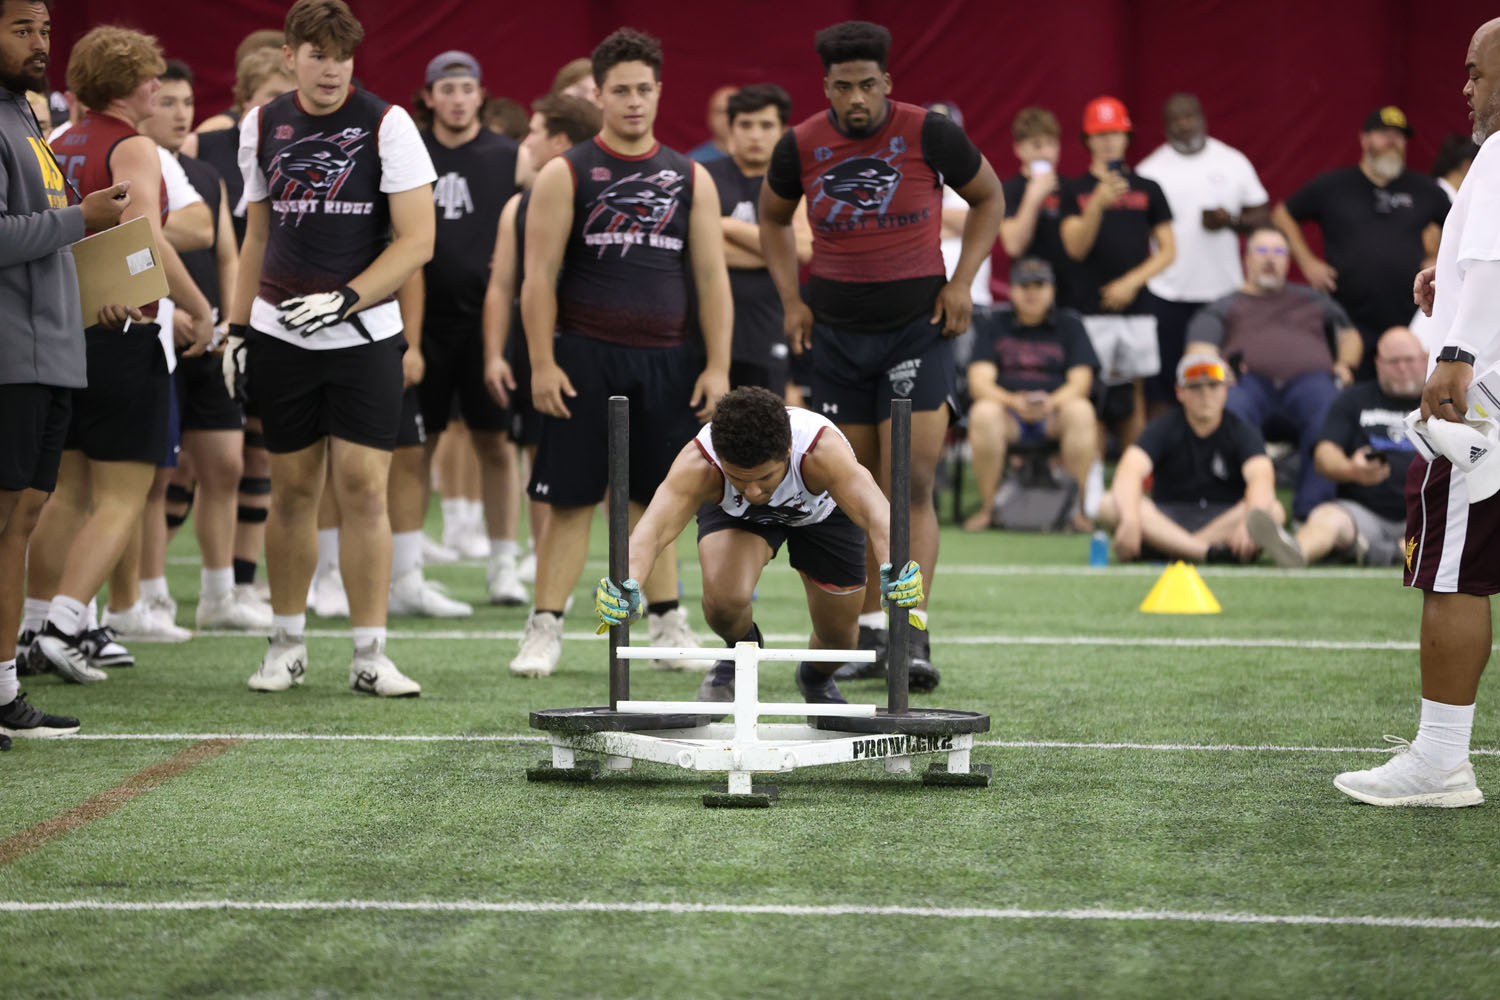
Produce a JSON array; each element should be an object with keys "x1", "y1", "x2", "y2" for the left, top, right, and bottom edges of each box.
[
  {"x1": 879, "y1": 560, "x2": 927, "y2": 630},
  {"x1": 594, "y1": 576, "x2": 643, "y2": 635},
  {"x1": 278, "y1": 286, "x2": 359, "y2": 337}
]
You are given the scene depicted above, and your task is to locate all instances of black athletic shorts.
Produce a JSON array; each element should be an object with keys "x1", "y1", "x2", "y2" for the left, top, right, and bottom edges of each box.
[
  {"x1": 696, "y1": 502, "x2": 867, "y2": 592},
  {"x1": 418, "y1": 323, "x2": 509, "y2": 436},
  {"x1": 397, "y1": 386, "x2": 427, "y2": 448},
  {"x1": 0, "y1": 384, "x2": 71, "y2": 492},
  {"x1": 528, "y1": 333, "x2": 702, "y2": 507},
  {"x1": 175, "y1": 350, "x2": 244, "y2": 432},
  {"x1": 244, "y1": 329, "x2": 405, "y2": 453},
  {"x1": 66, "y1": 325, "x2": 171, "y2": 465},
  {"x1": 159, "y1": 372, "x2": 180, "y2": 469},
  {"x1": 505, "y1": 317, "x2": 539, "y2": 447},
  {"x1": 810, "y1": 312, "x2": 958, "y2": 425}
]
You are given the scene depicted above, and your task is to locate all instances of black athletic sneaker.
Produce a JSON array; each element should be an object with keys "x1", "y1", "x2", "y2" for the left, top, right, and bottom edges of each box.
[
  {"x1": 833, "y1": 624, "x2": 887, "y2": 680},
  {"x1": 0, "y1": 733, "x2": 10, "y2": 750},
  {"x1": 795, "y1": 661, "x2": 847, "y2": 704},
  {"x1": 79, "y1": 625, "x2": 134, "y2": 668},
  {"x1": 34, "y1": 622, "x2": 108, "y2": 684},
  {"x1": 908, "y1": 630, "x2": 941, "y2": 693},
  {"x1": 16, "y1": 629, "x2": 40, "y2": 676},
  {"x1": 696, "y1": 658, "x2": 736, "y2": 702},
  {"x1": 0, "y1": 691, "x2": 81, "y2": 737}
]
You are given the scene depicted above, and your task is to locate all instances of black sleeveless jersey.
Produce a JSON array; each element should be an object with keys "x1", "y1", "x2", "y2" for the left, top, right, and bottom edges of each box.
[
  {"x1": 253, "y1": 88, "x2": 399, "y2": 306},
  {"x1": 177, "y1": 153, "x2": 223, "y2": 313},
  {"x1": 557, "y1": 136, "x2": 695, "y2": 347},
  {"x1": 422, "y1": 127, "x2": 518, "y2": 326},
  {"x1": 196, "y1": 128, "x2": 245, "y2": 246},
  {"x1": 702, "y1": 156, "x2": 784, "y2": 366}
]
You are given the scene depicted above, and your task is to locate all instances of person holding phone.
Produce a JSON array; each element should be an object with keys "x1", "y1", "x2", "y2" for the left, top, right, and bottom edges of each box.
[
  {"x1": 999, "y1": 107, "x2": 1072, "y2": 307},
  {"x1": 1248, "y1": 327, "x2": 1426, "y2": 567}
]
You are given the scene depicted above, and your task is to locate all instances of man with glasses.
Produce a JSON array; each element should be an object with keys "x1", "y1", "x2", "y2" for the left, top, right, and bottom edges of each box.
[
  {"x1": 1098, "y1": 352, "x2": 1282, "y2": 563},
  {"x1": 1249, "y1": 327, "x2": 1425, "y2": 567},
  {"x1": 1183, "y1": 226, "x2": 1361, "y2": 521}
]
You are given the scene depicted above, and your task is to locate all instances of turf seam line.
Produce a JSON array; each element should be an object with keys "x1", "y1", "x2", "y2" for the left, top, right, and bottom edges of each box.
[
  {"x1": 52, "y1": 733, "x2": 1500, "y2": 756},
  {"x1": 1, "y1": 899, "x2": 1495, "y2": 929},
  {"x1": 0, "y1": 739, "x2": 242, "y2": 867}
]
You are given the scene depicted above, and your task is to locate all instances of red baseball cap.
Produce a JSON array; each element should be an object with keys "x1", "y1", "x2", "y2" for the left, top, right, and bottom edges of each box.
[{"x1": 1083, "y1": 96, "x2": 1132, "y2": 135}]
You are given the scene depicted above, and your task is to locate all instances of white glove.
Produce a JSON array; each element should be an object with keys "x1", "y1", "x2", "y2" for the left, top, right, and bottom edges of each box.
[
  {"x1": 222, "y1": 327, "x2": 248, "y2": 402},
  {"x1": 278, "y1": 286, "x2": 359, "y2": 337}
]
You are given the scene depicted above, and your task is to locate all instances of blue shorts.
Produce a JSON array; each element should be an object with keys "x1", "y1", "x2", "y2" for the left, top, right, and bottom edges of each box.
[{"x1": 809, "y1": 312, "x2": 958, "y2": 425}]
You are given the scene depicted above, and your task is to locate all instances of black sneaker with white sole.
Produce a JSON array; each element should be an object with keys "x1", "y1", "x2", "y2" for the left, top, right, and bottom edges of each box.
[
  {"x1": 0, "y1": 691, "x2": 81, "y2": 737},
  {"x1": 908, "y1": 630, "x2": 940, "y2": 693},
  {"x1": 833, "y1": 624, "x2": 887, "y2": 681},
  {"x1": 80, "y1": 626, "x2": 134, "y2": 668},
  {"x1": 34, "y1": 622, "x2": 108, "y2": 684}
]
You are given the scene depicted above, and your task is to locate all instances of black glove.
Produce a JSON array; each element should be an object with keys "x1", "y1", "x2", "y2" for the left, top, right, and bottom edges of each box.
[{"x1": 277, "y1": 286, "x2": 360, "y2": 337}]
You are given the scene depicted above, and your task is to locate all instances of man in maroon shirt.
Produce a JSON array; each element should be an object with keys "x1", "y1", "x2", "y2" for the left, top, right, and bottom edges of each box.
[{"x1": 760, "y1": 20, "x2": 1002, "y2": 688}]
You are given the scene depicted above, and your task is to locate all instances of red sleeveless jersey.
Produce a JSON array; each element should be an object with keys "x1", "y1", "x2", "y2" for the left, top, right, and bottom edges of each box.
[{"x1": 793, "y1": 101, "x2": 945, "y2": 284}]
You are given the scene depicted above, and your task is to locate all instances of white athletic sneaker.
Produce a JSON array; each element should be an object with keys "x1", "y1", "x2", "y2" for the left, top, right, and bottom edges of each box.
[
  {"x1": 102, "y1": 602, "x2": 192, "y2": 643},
  {"x1": 647, "y1": 606, "x2": 715, "y2": 672},
  {"x1": 233, "y1": 583, "x2": 274, "y2": 618},
  {"x1": 311, "y1": 566, "x2": 350, "y2": 619},
  {"x1": 248, "y1": 628, "x2": 308, "y2": 692},
  {"x1": 196, "y1": 589, "x2": 275, "y2": 630},
  {"x1": 517, "y1": 549, "x2": 537, "y2": 584},
  {"x1": 143, "y1": 591, "x2": 179, "y2": 627},
  {"x1": 349, "y1": 639, "x2": 421, "y2": 697},
  {"x1": 487, "y1": 555, "x2": 529, "y2": 607},
  {"x1": 388, "y1": 568, "x2": 474, "y2": 618},
  {"x1": 1246, "y1": 508, "x2": 1307, "y2": 569},
  {"x1": 444, "y1": 524, "x2": 491, "y2": 560},
  {"x1": 34, "y1": 624, "x2": 109, "y2": 683},
  {"x1": 510, "y1": 610, "x2": 563, "y2": 677},
  {"x1": 421, "y1": 533, "x2": 461, "y2": 565},
  {"x1": 1334, "y1": 737, "x2": 1484, "y2": 807}
]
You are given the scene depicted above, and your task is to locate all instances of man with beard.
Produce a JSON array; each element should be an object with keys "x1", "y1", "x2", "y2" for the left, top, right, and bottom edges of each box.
[
  {"x1": 1184, "y1": 227, "x2": 1360, "y2": 521},
  {"x1": 1248, "y1": 326, "x2": 1426, "y2": 567},
  {"x1": 703, "y1": 83, "x2": 809, "y2": 396},
  {"x1": 1333, "y1": 18, "x2": 1500, "y2": 808},
  {"x1": 1136, "y1": 93, "x2": 1268, "y2": 416},
  {"x1": 0, "y1": 0, "x2": 136, "y2": 743},
  {"x1": 1272, "y1": 107, "x2": 1448, "y2": 378}
]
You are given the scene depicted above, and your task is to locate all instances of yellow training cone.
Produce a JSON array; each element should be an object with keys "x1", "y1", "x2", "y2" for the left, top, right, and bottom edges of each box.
[{"x1": 1139, "y1": 561, "x2": 1221, "y2": 614}]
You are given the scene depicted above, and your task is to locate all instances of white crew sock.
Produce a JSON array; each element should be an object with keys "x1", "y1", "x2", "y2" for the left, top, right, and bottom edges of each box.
[
  {"x1": 46, "y1": 595, "x2": 86, "y2": 636},
  {"x1": 490, "y1": 538, "x2": 519, "y2": 564},
  {"x1": 463, "y1": 499, "x2": 484, "y2": 528},
  {"x1": 440, "y1": 498, "x2": 464, "y2": 530},
  {"x1": 1083, "y1": 459, "x2": 1105, "y2": 519},
  {"x1": 352, "y1": 625, "x2": 386, "y2": 651},
  {"x1": 392, "y1": 531, "x2": 423, "y2": 579},
  {"x1": 201, "y1": 566, "x2": 234, "y2": 601},
  {"x1": 317, "y1": 528, "x2": 340, "y2": 574},
  {"x1": 21, "y1": 598, "x2": 49, "y2": 635},
  {"x1": 140, "y1": 576, "x2": 170, "y2": 601},
  {"x1": 0, "y1": 659, "x2": 17, "y2": 705},
  {"x1": 857, "y1": 611, "x2": 885, "y2": 629},
  {"x1": 1412, "y1": 698, "x2": 1475, "y2": 771},
  {"x1": 271, "y1": 613, "x2": 305, "y2": 638}
]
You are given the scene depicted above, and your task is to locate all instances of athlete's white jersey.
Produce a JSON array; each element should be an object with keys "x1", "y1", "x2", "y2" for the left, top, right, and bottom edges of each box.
[{"x1": 693, "y1": 408, "x2": 849, "y2": 527}]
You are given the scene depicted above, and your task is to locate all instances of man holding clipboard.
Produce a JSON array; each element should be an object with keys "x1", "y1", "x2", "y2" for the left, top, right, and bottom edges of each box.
[{"x1": 0, "y1": 1, "x2": 160, "y2": 743}]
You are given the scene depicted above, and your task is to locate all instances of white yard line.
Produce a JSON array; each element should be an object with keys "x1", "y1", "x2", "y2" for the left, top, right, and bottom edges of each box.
[
  {"x1": 0, "y1": 898, "x2": 1494, "y2": 929},
  {"x1": 59, "y1": 732, "x2": 1500, "y2": 756}
]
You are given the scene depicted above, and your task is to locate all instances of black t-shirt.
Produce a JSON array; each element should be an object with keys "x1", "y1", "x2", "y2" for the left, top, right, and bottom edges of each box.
[
  {"x1": 1135, "y1": 408, "x2": 1265, "y2": 506},
  {"x1": 703, "y1": 156, "x2": 785, "y2": 367},
  {"x1": 766, "y1": 109, "x2": 982, "y2": 331},
  {"x1": 177, "y1": 153, "x2": 223, "y2": 314},
  {"x1": 195, "y1": 127, "x2": 244, "y2": 247},
  {"x1": 1317, "y1": 380, "x2": 1420, "y2": 521},
  {"x1": 1284, "y1": 167, "x2": 1448, "y2": 337},
  {"x1": 969, "y1": 305, "x2": 1098, "y2": 394},
  {"x1": 1001, "y1": 172, "x2": 1074, "y2": 305},
  {"x1": 1057, "y1": 170, "x2": 1172, "y2": 315},
  {"x1": 422, "y1": 128, "x2": 518, "y2": 327}
]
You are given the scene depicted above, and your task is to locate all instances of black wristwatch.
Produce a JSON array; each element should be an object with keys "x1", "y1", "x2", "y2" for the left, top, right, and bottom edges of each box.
[{"x1": 1437, "y1": 345, "x2": 1476, "y2": 366}]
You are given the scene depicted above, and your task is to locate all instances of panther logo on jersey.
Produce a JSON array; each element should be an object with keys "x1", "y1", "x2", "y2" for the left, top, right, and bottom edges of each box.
[
  {"x1": 581, "y1": 169, "x2": 685, "y2": 258},
  {"x1": 819, "y1": 156, "x2": 902, "y2": 212},
  {"x1": 267, "y1": 127, "x2": 369, "y2": 225}
]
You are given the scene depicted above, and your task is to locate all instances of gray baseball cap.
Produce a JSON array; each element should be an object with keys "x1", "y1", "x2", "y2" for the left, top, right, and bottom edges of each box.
[{"x1": 425, "y1": 50, "x2": 481, "y2": 85}]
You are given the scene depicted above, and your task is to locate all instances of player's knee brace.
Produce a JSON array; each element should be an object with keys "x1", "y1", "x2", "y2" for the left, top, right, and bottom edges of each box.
[
  {"x1": 236, "y1": 504, "x2": 269, "y2": 525},
  {"x1": 164, "y1": 484, "x2": 194, "y2": 528}
]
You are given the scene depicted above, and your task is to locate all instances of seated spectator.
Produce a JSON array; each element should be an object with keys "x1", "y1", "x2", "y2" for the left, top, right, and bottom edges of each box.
[
  {"x1": 1099, "y1": 354, "x2": 1283, "y2": 563},
  {"x1": 1248, "y1": 327, "x2": 1425, "y2": 567},
  {"x1": 998, "y1": 107, "x2": 1072, "y2": 305},
  {"x1": 1184, "y1": 226, "x2": 1360, "y2": 520},
  {"x1": 963, "y1": 257, "x2": 1098, "y2": 531}
]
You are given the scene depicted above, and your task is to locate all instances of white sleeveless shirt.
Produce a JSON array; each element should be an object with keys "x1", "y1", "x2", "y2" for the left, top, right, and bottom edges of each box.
[{"x1": 693, "y1": 408, "x2": 847, "y2": 527}]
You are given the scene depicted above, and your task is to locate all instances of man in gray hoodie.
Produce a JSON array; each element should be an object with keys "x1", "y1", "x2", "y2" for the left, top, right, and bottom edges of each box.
[{"x1": 0, "y1": 0, "x2": 134, "y2": 745}]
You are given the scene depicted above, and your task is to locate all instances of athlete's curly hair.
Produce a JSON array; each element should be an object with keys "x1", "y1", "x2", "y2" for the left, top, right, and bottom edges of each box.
[
  {"x1": 67, "y1": 26, "x2": 166, "y2": 111},
  {"x1": 814, "y1": 21, "x2": 891, "y2": 71},
  {"x1": 710, "y1": 387, "x2": 792, "y2": 470},
  {"x1": 591, "y1": 28, "x2": 662, "y2": 87}
]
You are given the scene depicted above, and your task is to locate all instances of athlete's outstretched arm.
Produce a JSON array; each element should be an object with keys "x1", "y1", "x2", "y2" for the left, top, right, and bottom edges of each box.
[
  {"x1": 480, "y1": 193, "x2": 521, "y2": 406},
  {"x1": 804, "y1": 434, "x2": 892, "y2": 567},
  {"x1": 625, "y1": 443, "x2": 721, "y2": 583},
  {"x1": 345, "y1": 183, "x2": 434, "y2": 314},
  {"x1": 687, "y1": 162, "x2": 732, "y2": 419},
  {"x1": 520, "y1": 157, "x2": 576, "y2": 418}
]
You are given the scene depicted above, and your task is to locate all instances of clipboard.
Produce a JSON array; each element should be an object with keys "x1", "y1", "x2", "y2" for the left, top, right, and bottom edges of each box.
[{"x1": 71, "y1": 215, "x2": 170, "y2": 327}]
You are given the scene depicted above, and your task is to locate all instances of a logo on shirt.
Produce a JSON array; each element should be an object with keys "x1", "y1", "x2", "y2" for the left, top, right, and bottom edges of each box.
[
  {"x1": 433, "y1": 171, "x2": 474, "y2": 220},
  {"x1": 814, "y1": 146, "x2": 833, "y2": 162},
  {"x1": 1470, "y1": 445, "x2": 1488, "y2": 465},
  {"x1": 25, "y1": 137, "x2": 67, "y2": 209},
  {"x1": 731, "y1": 200, "x2": 757, "y2": 223},
  {"x1": 591, "y1": 166, "x2": 611, "y2": 182},
  {"x1": 582, "y1": 169, "x2": 685, "y2": 257},
  {"x1": 819, "y1": 155, "x2": 902, "y2": 213},
  {"x1": 1405, "y1": 535, "x2": 1417, "y2": 572},
  {"x1": 888, "y1": 357, "x2": 921, "y2": 397},
  {"x1": 1211, "y1": 451, "x2": 1228, "y2": 480},
  {"x1": 1374, "y1": 189, "x2": 1414, "y2": 213},
  {"x1": 267, "y1": 127, "x2": 372, "y2": 226},
  {"x1": 274, "y1": 124, "x2": 294, "y2": 140}
]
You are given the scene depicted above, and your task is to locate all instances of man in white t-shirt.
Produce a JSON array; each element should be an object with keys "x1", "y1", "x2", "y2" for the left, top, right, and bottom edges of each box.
[
  {"x1": 1136, "y1": 93, "x2": 1269, "y2": 416},
  {"x1": 1333, "y1": 16, "x2": 1500, "y2": 808}
]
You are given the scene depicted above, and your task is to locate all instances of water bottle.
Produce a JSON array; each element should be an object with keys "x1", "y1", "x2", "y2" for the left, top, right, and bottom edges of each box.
[{"x1": 1089, "y1": 530, "x2": 1109, "y2": 567}]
